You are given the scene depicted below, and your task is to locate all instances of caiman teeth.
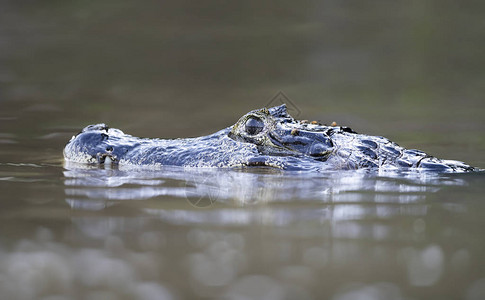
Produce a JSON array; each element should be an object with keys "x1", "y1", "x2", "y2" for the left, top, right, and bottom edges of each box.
[{"x1": 96, "y1": 153, "x2": 117, "y2": 164}]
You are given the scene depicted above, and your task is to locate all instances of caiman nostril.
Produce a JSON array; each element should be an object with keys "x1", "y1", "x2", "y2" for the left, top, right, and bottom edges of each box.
[{"x1": 106, "y1": 146, "x2": 113, "y2": 152}]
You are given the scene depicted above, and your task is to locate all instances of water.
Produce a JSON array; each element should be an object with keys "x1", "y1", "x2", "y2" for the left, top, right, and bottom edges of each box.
[
  {"x1": 1, "y1": 163, "x2": 485, "y2": 300},
  {"x1": 1, "y1": 1, "x2": 485, "y2": 299}
]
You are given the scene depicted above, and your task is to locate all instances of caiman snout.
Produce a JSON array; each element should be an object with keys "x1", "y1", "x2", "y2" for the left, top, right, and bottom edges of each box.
[{"x1": 64, "y1": 124, "x2": 130, "y2": 165}]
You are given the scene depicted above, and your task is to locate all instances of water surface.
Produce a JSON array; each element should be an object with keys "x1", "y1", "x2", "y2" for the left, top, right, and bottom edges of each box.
[{"x1": 1, "y1": 159, "x2": 485, "y2": 299}]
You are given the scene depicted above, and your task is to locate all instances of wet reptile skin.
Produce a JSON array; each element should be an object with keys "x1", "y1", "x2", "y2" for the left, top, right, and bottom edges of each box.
[{"x1": 64, "y1": 105, "x2": 477, "y2": 172}]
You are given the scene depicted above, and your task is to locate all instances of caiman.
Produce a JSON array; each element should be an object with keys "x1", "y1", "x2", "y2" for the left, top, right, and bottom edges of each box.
[{"x1": 63, "y1": 104, "x2": 478, "y2": 172}]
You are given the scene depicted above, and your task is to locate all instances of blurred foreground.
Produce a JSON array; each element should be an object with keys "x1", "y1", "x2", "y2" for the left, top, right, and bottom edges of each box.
[{"x1": 0, "y1": 163, "x2": 484, "y2": 299}]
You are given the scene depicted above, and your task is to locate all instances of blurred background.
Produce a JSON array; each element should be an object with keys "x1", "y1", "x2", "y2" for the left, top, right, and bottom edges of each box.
[
  {"x1": 1, "y1": 1, "x2": 485, "y2": 300},
  {"x1": 1, "y1": 0, "x2": 484, "y2": 165}
]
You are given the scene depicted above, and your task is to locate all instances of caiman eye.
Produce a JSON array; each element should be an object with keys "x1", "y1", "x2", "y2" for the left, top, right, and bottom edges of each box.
[{"x1": 245, "y1": 117, "x2": 264, "y2": 135}]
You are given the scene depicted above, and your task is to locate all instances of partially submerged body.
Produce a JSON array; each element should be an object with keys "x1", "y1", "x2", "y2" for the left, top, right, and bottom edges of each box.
[{"x1": 64, "y1": 105, "x2": 478, "y2": 172}]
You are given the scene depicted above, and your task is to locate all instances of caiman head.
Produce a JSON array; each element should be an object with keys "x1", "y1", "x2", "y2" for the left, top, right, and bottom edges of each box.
[
  {"x1": 64, "y1": 105, "x2": 353, "y2": 167},
  {"x1": 228, "y1": 104, "x2": 341, "y2": 161},
  {"x1": 63, "y1": 124, "x2": 134, "y2": 165}
]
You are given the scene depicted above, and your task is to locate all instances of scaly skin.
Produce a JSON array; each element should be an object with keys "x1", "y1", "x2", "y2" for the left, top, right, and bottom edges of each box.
[{"x1": 64, "y1": 105, "x2": 477, "y2": 172}]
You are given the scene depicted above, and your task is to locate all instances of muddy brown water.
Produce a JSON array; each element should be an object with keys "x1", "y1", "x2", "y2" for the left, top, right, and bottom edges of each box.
[{"x1": 1, "y1": 1, "x2": 485, "y2": 299}]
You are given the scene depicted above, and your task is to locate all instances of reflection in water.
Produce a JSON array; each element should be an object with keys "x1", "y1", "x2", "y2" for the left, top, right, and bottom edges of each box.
[
  {"x1": 0, "y1": 162, "x2": 483, "y2": 300},
  {"x1": 63, "y1": 162, "x2": 462, "y2": 228},
  {"x1": 48, "y1": 163, "x2": 482, "y2": 299}
]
